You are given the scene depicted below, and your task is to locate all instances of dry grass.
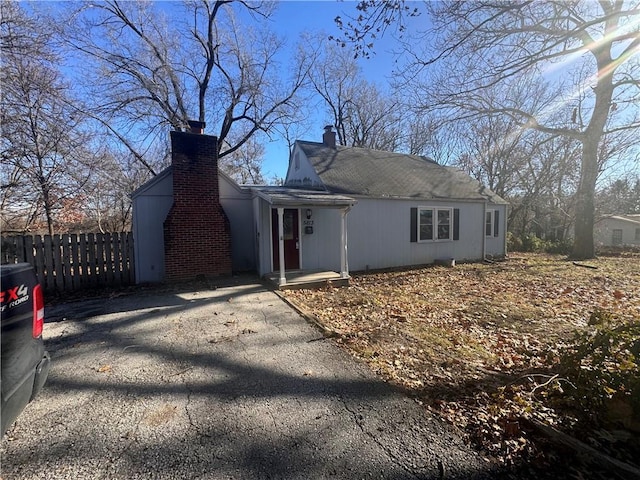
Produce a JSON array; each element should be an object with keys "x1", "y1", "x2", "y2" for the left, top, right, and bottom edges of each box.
[
  {"x1": 283, "y1": 253, "x2": 640, "y2": 470},
  {"x1": 286, "y1": 253, "x2": 638, "y2": 388}
]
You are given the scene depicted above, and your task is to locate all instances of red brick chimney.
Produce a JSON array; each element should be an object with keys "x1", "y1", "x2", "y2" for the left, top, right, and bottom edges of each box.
[
  {"x1": 163, "y1": 122, "x2": 232, "y2": 280},
  {"x1": 323, "y1": 125, "x2": 336, "y2": 148}
]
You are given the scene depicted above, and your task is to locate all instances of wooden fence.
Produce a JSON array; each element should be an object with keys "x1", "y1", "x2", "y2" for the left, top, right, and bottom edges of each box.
[{"x1": 1, "y1": 232, "x2": 135, "y2": 293}]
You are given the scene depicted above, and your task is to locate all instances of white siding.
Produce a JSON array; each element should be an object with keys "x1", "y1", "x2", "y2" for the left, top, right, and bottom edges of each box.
[
  {"x1": 284, "y1": 144, "x2": 324, "y2": 188},
  {"x1": 346, "y1": 198, "x2": 486, "y2": 271},
  {"x1": 300, "y1": 207, "x2": 342, "y2": 272},
  {"x1": 485, "y1": 204, "x2": 508, "y2": 257},
  {"x1": 595, "y1": 217, "x2": 640, "y2": 246},
  {"x1": 254, "y1": 196, "x2": 507, "y2": 275},
  {"x1": 255, "y1": 198, "x2": 273, "y2": 276},
  {"x1": 219, "y1": 174, "x2": 255, "y2": 271},
  {"x1": 132, "y1": 172, "x2": 173, "y2": 283}
]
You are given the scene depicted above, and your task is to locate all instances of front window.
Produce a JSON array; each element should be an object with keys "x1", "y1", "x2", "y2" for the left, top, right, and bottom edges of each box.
[{"x1": 419, "y1": 207, "x2": 452, "y2": 241}]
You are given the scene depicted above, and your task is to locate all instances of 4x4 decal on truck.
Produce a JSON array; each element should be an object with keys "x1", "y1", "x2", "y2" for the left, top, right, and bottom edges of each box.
[{"x1": 0, "y1": 284, "x2": 30, "y2": 311}]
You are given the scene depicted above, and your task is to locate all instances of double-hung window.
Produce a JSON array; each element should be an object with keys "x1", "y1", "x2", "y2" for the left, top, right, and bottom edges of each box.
[
  {"x1": 419, "y1": 207, "x2": 452, "y2": 241},
  {"x1": 411, "y1": 207, "x2": 459, "y2": 242},
  {"x1": 485, "y1": 209, "x2": 500, "y2": 237}
]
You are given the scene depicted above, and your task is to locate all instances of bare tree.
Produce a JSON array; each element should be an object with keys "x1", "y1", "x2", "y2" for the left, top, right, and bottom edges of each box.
[
  {"x1": 597, "y1": 174, "x2": 640, "y2": 215},
  {"x1": 309, "y1": 42, "x2": 402, "y2": 150},
  {"x1": 78, "y1": 146, "x2": 151, "y2": 233},
  {"x1": 337, "y1": 0, "x2": 640, "y2": 259},
  {"x1": 61, "y1": 0, "x2": 312, "y2": 178},
  {"x1": 219, "y1": 135, "x2": 266, "y2": 184},
  {"x1": 455, "y1": 115, "x2": 527, "y2": 199},
  {"x1": 1, "y1": 2, "x2": 93, "y2": 235}
]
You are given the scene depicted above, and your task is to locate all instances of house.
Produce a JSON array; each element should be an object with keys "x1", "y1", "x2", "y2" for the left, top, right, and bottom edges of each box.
[
  {"x1": 132, "y1": 124, "x2": 507, "y2": 286},
  {"x1": 595, "y1": 214, "x2": 640, "y2": 247}
]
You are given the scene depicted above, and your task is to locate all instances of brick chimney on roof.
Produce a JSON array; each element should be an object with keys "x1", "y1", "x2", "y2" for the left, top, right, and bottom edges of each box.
[
  {"x1": 187, "y1": 119, "x2": 206, "y2": 134},
  {"x1": 322, "y1": 125, "x2": 336, "y2": 148},
  {"x1": 163, "y1": 123, "x2": 232, "y2": 280}
]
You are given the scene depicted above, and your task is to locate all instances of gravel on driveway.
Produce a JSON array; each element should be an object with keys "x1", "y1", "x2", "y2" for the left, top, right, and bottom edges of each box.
[{"x1": 1, "y1": 281, "x2": 493, "y2": 479}]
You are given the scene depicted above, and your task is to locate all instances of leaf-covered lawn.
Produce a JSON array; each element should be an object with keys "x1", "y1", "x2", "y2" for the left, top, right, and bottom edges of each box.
[{"x1": 283, "y1": 253, "x2": 640, "y2": 472}]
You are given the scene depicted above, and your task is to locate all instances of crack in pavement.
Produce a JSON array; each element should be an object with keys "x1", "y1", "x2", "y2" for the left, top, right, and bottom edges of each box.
[{"x1": 339, "y1": 394, "x2": 424, "y2": 479}]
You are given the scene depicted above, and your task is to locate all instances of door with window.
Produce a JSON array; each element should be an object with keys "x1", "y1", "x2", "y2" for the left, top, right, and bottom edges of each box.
[{"x1": 272, "y1": 208, "x2": 300, "y2": 270}]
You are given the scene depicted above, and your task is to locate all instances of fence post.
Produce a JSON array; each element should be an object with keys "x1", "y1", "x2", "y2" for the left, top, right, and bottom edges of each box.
[
  {"x1": 70, "y1": 233, "x2": 80, "y2": 290},
  {"x1": 52, "y1": 235, "x2": 64, "y2": 292},
  {"x1": 33, "y1": 235, "x2": 45, "y2": 286},
  {"x1": 15, "y1": 235, "x2": 25, "y2": 263},
  {"x1": 43, "y1": 235, "x2": 54, "y2": 292},
  {"x1": 79, "y1": 233, "x2": 89, "y2": 288},
  {"x1": 62, "y1": 234, "x2": 72, "y2": 291},
  {"x1": 127, "y1": 232, "x2": 135, "y2": 284},
  {"x1": 87, "y1": 233, "x2": 97, "y2": 287},
  {"x1": 103, "y1": 233, "x2": 114, "y2": 285},
  {"x1": 112, "y1": 232, "x2": 122, "y2": 285},
  {"x1": 24, "y1": 235, "x2": 34, "y2": 266}
]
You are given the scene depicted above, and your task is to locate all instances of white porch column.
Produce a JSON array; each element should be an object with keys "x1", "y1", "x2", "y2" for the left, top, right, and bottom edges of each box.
[
  {"x1": 340, "y1": 207, "x2": 351, "y2": 278},
  {"x1": 277, "y1": 207, "x2": 286, "y2": 286}
]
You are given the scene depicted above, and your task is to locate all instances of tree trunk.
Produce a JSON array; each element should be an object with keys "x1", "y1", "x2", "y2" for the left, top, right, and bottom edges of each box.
[
  {"x1": 43, "y1": 191, "x2": 55, "y2": 236},
  {"x1": 39, "y1": 173, "x2": 55, "y2": 236},
  {"x1": 572, "y1": 145, "x2": 597, "y2": 259},
  {"x1": 572, "y1": 38, "x2": 615, "y2": 260}
]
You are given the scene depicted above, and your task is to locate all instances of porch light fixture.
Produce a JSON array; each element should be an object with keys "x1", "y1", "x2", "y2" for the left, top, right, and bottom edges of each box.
[{"x1": 306, "y1": 209, "x2": 312, "y2": 219}]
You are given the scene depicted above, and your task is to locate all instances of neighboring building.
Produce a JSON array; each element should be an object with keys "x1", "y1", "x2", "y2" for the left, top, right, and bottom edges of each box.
[
  {"x1": 595, "y1": 214, "x2": 640, "y2": 247},
  {"x1": 132, "y1": 125, "x2": 508, "y2": 286}
]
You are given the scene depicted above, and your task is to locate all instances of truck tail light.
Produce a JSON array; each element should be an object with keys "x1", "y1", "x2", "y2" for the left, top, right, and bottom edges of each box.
[{"x1": 33, "y1": 283, "x2": 44, "y2": 338}]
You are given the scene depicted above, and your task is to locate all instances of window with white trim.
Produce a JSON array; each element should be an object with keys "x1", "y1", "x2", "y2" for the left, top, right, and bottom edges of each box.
[
  {"x1": 485, "y1": 209, "x2": 500, "y2": 237},
  {"x1": 419, "y1": 207, "x2": 452, "y2": 241},
  {"x1": 485, "y1": 211, "x2": 494, "y2": 236}
]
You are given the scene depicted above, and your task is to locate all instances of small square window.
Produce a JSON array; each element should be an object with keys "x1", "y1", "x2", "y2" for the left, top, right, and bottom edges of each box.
[{"x1": 612, "y1": 229, "x2": 623, "y2": 246}]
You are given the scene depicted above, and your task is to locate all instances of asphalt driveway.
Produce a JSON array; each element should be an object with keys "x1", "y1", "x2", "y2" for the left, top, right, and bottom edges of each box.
[{"x1": 1, "y1": 281, "x2": 492, "y2": 479}]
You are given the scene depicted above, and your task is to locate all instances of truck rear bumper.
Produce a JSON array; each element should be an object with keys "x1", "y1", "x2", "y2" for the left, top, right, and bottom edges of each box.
[
  {"x1": 2, "y1": 351, "x2": 51, "y2": 434},
  {"x1": 30, "y1": 351, "x2": 50, "y2": 402}
]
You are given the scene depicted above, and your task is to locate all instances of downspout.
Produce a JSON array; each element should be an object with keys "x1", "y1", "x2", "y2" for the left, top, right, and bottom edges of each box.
[
  {"x1": 503, "y1": 204, "x2": 508, "y2": 257},
  {"x1": 277, "y1": 207, "x2": 286, "y2": 286},
  {"x1": 340, "y1": 206, "x2": 352, "y2": 278},
  {"x1": 482, "y1": 202, "x2": 487, "y2": 261}
]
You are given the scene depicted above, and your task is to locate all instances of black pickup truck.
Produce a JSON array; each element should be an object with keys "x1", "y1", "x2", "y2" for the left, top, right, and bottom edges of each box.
[{"x1": 1, "y1": 263, "x2": 50, "y2": 435}]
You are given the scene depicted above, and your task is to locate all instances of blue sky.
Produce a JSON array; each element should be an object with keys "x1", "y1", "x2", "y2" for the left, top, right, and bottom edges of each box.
[
  {"x1": 260, "y1": 1, "x2": 409, "y2": 180},
  {"x1": 38, "y1": 0, "x2": 418, "y2": 181}
]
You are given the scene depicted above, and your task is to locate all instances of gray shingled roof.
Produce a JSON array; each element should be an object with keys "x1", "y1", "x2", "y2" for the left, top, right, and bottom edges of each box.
[{"x1": 296, "y1": 141, "x2": 507, "y2": 204}]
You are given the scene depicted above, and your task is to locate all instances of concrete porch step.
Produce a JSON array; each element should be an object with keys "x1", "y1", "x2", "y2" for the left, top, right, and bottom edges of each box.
[{"x1": 265, "y1": 270, "x2": 350, "y2": 290}]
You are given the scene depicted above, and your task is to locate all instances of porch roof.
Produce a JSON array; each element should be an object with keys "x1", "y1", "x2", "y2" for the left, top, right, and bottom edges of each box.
[{"x1": 253, "y1": 187, "x2": 357, "y2": 208}]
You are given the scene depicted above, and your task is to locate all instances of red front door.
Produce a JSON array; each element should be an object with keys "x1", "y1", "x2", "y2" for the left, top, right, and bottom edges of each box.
[{"x1": 272, "y1": 208, "x2": 300, "y2": 270}]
